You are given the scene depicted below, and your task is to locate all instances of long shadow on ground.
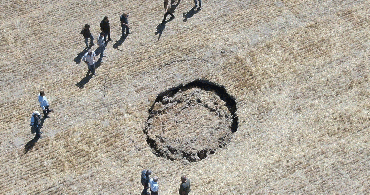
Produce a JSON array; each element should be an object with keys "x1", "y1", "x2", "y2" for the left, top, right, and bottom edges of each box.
[
  {"x1": 183, "y1": 6, "x2": 201, "y2": 22},
  {"x1": 113, "y1": 35, "x2": 127, "y2": 50},
  {"x1": 74, "y1": 47, "x2": 89, "y2": 64},
  {"x1": 75, "y1": 58, "x2": 102, "y2": 89},
  {"x1": 24, "y1": 117, "x2": 46, "y2": 154}
]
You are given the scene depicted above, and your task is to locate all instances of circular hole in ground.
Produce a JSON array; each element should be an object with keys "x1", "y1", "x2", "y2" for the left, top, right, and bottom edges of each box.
[{"x1": 144, "y1": 80, "x2": 238, "y2": 162}]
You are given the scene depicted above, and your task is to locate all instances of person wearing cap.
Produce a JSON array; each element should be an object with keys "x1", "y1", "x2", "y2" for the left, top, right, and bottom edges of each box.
[
  {"x1": 141, "y1": 170, "x2": 152, "y2": 195},
  {"x1": 80, "y1": 24, "x2": 94, "y2": 48},
  {"x1": 179, "y1": 175, "x2": 191, "y2": 195},
  {"x1": 149, "y1": 176, "x2": 159, "y2": 195},
  {"x1": 38, "y1": 91, "x2": 53, "y2": 118},
  {"x1": 30, "y1": 111, "x2": 42, "y2": 137},
  {"x1": 82, "y1": 49, "x2": 96, "y2": 75},
  {"x1": 100, "y1": 16, "x2": 111, "y2": 42}
]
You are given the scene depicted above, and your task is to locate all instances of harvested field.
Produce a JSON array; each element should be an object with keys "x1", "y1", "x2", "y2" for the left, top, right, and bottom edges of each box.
[{"x1": 0, "y1": 0, "x2": 369, "y2": 194}]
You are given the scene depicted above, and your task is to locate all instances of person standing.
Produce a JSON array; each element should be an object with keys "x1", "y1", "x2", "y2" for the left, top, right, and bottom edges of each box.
[
  {"x1": 82, "y1": 49, "x2": 96, "y2": 75},
  {"x1": 179, "y1": 175, "x2": 191, "y2": 195},
  {"x1": 38, "y1": 91, "x2": 53, "y2": 118},
  {"x1": 141, "y1": 170, "x2": 152, "y2": 195},
  {"x1": 97, "y1": 32, "x2": 106, "y2": 62},
  {"x1": 120, "y1": 13, "x2": 130, "y2": 36},
  {"x1": 80, "y1": 24, "x2": 94, "y2": 48},
  {"x1": 30, "y1": 111, "x2": 42, "y2": 137},
  {"x1": 150, "y1": 176, "x2": 159, "y2": 195},
  {"x1": 100, "y1": 16, "x2": 111, "y2": 42}
]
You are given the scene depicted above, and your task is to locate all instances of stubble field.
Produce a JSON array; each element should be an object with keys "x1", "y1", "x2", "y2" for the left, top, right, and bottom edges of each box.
[{"x1": 0, "y1": 0, "x2": 369, "y2": 194}]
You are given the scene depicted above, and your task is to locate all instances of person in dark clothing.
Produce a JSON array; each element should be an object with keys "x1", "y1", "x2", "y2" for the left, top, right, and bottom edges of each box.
[
  {"x1": 30, "y1": 111, "x2": 42, "y2": 138},
  {"x1": 163, "y1": 0, "x2": 175, "y2": 23},
  {"x1": 120, "y1": 13, "x2": 130, "y2": 36},
  {"x1": 100, "y1": 16, "x2": 111, "y2": 42},
  {"x1": 80, "y1": 24, "x2": 94, "y2": 48},
  {"x1": 179, "y1": 175, "x2": 191, "y2": 195},
  {"x1": 141, "y1": 170, "x2": 152, "y2": 195}
]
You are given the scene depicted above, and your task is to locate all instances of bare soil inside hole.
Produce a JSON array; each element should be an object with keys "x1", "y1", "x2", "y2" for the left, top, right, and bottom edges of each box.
[{"x1": 145, "y1": 80, "x2": 238, "y2": 162}]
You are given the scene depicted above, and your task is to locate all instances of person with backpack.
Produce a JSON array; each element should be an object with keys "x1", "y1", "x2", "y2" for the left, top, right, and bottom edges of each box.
[
  {"x1": 141, "y1": 170, "x2": 152, "y2": 195},
  {"x1": 80, "y1": 24, "x2": 94, "y2": 48},
  {"x1": 30, "y1": 111, "x2": 42, "y2": 138},
  {"x1": 38, "y1": 91, "x2": 53, "y2": 118}
]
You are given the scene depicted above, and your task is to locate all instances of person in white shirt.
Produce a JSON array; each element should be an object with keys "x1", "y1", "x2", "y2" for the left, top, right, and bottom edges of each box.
[
  {"x1": 82, "y1": 49, "x2": 96, "y2": 75},
  {"x1": 97, "y1": 32, "x2": 106, "y2": 62},
  {"x1": 38, "y1": 91, "x2": 53, "y2": 118},
  {"x1": 150, "y1": 176, "x2": 159, "y2": 195}
]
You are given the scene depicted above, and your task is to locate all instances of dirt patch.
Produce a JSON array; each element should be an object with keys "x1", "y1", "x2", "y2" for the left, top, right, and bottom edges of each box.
[{"x1": 144, "y1": 80, "x2": 238, "y2": 162}]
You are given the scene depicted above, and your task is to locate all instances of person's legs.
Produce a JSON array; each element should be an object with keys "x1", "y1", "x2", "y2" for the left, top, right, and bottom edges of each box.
[
  {"x1": 42, "y1": 109, "x2": 48, "y2": 117},
  {"x1": 84, "y1": 37, "x2": 89, "y2": 47},
  {"x1": 90, "y1": 34, "x2": 94, "y2": 46},
  {"x1": 103, "y1": 32, "x2": 107, "y2": 42},
  {"x1": 99, "y1": 45, "x2": 106, "y2": 59},
  {"x1": 198, "y1": 0, "x2": 201, "y2": 7},
  {"x1": 107, "y1": 30, "x2": 111, "y2": 41},
  {"x1": 35, "y1": 125, "x2": 42, "y2": 138},
  {"x1": 90, "y1": 64, "x2": 95, "y2": 75}
]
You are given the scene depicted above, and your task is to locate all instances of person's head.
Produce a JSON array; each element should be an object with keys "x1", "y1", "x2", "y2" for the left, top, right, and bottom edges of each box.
[
  {"x1": 181, "y1": 175, "x2": 187, "y2": 183},
  {"x1": 84, "y1": 24, "x2": 90, "y2": 29},
  {"x1": 122, "y1": 13, "x2": 128, "y2": 18},
  {"x1": 40, "y1": 91, "x2": 45, "y2": 96},
  {"x1": 88, "y1": 49, "x2": 92, "y2": 55},
  {"x1": 153, "y1": 176, "x2": 159, "y2": 182},
  {"x1": 104, "y1": 16, "x2": 108, "y2": 21},
  {"x1": 146, "y1": 170, "x2": 152, "y2": 176}
]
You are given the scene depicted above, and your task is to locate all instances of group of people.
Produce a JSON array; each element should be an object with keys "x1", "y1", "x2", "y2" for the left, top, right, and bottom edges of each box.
[
  {"x1": 30, "y1": 91, "x2": 53, "y2": 138},
  {"x1": 80, "y1": 14, "x2": 130, "y2": 75},
  {"x1": 141, "y1": 170, "x2": 191, "y2": 195}
]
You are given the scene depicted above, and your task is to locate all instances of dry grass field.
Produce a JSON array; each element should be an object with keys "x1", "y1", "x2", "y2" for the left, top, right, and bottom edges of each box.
[{"x1": 0, "y1": 0, "x2": 369, "y2": 194}]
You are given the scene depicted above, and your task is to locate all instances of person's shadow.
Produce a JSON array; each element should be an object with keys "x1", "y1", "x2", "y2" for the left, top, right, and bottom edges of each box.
[
  {"x1": 74, "y1": 48, "x2": 89, "y2": 64},
  {"x1": 75, "y1": 58, "x2": 102, "y2": 88},
  {"x1": 156, "y1": 0, "x2": 181, "y2": 40},
  {"x1": 183, "y1": 6, "x2": 201, "y2": 22},
  {"x1": 155, "y1": 21, "x2": 168, "y2": 41},
  {"x1": 24, "y1": 117, "x2": 46, "y2": 154},
  {"x1": 113, "y1": 35, "x2": 127, "y2": 50}
]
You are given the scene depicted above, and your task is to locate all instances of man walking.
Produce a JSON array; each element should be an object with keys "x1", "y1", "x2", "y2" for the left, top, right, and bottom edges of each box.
[
  {"x1": 97, "y1": 32, "x2": 106, "y2": 62},
  {"x1": 38, "y1": 91, "x2": 53, "y2": 118},
  {"x1": 150, "y1": 176, "x2": 159, "y2": 195},
  {"x1": 82, "y1": 49, "x2": 96, "y2": 75},
  {"x1": 120, "y1": 13, "x2": 130, "y2": 36},
  {"x1": 179, "y1": 175, "x2": 191, "y2": 195},
  {"x1": 80, "y1": 24, "x2": 94, "y2": 48},
  {"x1": 30, "y1": 111, "x2": 42, "y2": 137},
  {"x1": 141, "y1": 170, "x2": 152, "y2": 195},
  {"x1": 100, "y1": 16, "x2": 111, "y2": 42}
]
